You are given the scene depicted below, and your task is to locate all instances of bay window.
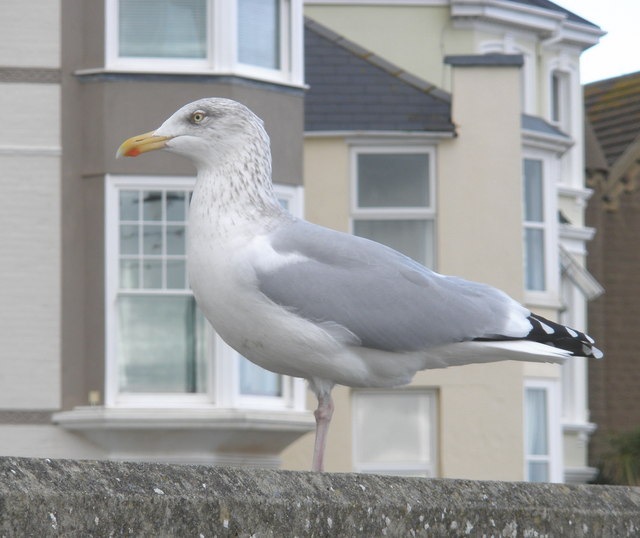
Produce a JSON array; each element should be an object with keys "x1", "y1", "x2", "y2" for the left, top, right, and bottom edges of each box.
[
  {"x1": 105, "y1": 175, "x2": 305, "y2": 409},
  {"x1": 351, "y1": 147, "x2": 436, "y2": 268},
  {"x1": 105, "y1": 0, "x2": 303, "y2": 86}
]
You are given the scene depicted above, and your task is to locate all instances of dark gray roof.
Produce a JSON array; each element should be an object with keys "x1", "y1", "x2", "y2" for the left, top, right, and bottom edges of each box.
[
  {"x1": 510, "y1": 0, "x2": 599, "y2": 28},
  {"x1": 304, "y1": 18, "x2": 454, "y2": 133},
  {"x1": 584, "y1": 70, "x2": 640, "y2": 166},
  {"x1": 522, "y1": 114, "x2": 570, "y2": 138}
]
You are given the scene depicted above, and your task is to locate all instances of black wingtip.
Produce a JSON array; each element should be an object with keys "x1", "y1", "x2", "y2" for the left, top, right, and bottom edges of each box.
[{"x1": 527, "y1": 314, "x2": 603, "y2": 359}]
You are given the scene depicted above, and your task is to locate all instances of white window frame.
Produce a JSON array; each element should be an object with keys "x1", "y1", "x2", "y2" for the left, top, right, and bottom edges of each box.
[
  {"x1": 352, "y1": 388, "x2": 438, "y2": 477},
  {"x1": 105, "y1": 174, "x2": 306, "y2": 410},
  {"x1": 104, "y1": 0, "x2": 304, "y2": 87},
  {"x1": 350, "y1": 145, "x2": 437, "y2": 269},
  {"x1": 524, "y1": 378, "x2": 563, "y2": 483},
  {"x1": 522, "y1": 149, "x2": 559, "y2": 308}
]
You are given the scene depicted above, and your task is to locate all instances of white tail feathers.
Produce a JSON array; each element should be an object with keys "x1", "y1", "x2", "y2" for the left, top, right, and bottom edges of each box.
[{"x1": 423, "y1": 339, "x2": 570, "y2": 369}]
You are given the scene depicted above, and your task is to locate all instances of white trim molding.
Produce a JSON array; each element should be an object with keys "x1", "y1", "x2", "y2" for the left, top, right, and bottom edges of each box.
[
  {"x1": 451, "y1": 0, "x2": 604, "y2": 50},
  {"x1": 53, "y1": 406, "x2": 314, "y2": 466}
]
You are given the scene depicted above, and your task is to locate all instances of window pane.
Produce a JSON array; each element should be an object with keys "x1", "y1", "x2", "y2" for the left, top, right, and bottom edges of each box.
[
  {"x1": 120, "y1": 225, "x2": 139, "y2": 255},
  {"x1": 528, "y1": 461, "x2": 549, "y2": 483},
  {"x1": 239, "y1": 356, "x2": 282, "y2": 396},
  {"x1": 142, "y1": 259, "x2": 163, "y2": 289},
  {"x1": 143, "y1": 191, "x2": 163, "y2": 221},
  {"x1": 525, "y1": 388, "x2": 548, "y2": 456},
  {"x1": 143, "y1": 225, "x2": 162, "y2": 255},
  {"x1": 166, "y1": 191, "x2": 187, "y2": 221},
  {"x1": 525, "y1": 228, "x2": 545, "y2": 291},
  {"x1": 523, "y1": 159, "x2": 543, "y2": 222},
  {"x1": 238, "y1": 0, "x2": 280, "y2": 69},
  {"x1": 552, "y1": 73, "x2": 561, "y2": 124},
  {"x1": 119, "y1": 190, "x2": 139, "y2": 221},
  {"x1": 120, "y1": 259, "x2": 140, "y2": 289},
  {"x1": 166, "y1": 259, "x2": 187, "y2": 289},
  {"x1": 166, "y1": 225, "x2": 186, "y2": 255},
  {"x1": 117, "y1": 295, "x2": 206, "y2": 393},
  {"x1": 119, "y1": 0, "x2": 207, "y2": 59},
  {"x1": 357, "y1": 153, "x2": 429, "y2": 208},
  {"x1": 354, "y1": 219, "x2": 433, "y2": 267},
  {"x1": 354, "y1": 391, "x2": 433, "y2": 464}
]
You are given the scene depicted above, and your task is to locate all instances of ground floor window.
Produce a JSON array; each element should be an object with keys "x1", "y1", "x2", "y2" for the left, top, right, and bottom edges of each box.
[
  {"x1": 352, "y1": 389, "x2": 438, "y2": 477},
  {"x1": 105, "y1": 175, "x2": 305, "y2": 409},
  {"x1": 524, "y1": 379, "x2": 562, "y2": 482}
]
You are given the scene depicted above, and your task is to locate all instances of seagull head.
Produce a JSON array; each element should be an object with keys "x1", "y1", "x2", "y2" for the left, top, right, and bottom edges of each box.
[{"x1": 116, "y1": 98, "x2": 269, "y2": 169}]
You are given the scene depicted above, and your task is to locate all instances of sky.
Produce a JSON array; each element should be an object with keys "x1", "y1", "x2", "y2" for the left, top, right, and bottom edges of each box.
[{"x1": 554, "y1": 0, "x2": 640, "y2": 84}]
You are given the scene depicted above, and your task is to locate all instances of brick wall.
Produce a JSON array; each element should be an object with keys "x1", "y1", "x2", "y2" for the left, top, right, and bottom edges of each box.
[{"x1": 587, "y1": 183, "x2": 640, "y2": 462}]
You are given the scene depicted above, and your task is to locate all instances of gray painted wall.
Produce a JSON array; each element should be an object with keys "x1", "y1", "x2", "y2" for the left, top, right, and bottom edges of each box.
[{"x1": 59, "y1": 0, "x2": 304, "y2": 409}]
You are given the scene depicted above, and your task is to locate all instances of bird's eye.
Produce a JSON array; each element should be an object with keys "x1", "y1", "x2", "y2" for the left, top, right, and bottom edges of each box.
[{"x1": 191, "y1": 111, "x2": 206, "y2": 124}]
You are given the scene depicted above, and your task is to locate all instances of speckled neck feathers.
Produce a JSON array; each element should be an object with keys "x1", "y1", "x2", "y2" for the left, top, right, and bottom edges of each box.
[{"x1": 191, "y1": 116, "x2": 285, "y2": 235}]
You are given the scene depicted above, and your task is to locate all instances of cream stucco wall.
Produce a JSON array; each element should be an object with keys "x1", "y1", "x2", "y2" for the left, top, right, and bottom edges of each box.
[
  {"x1": 305, "y1": 4, "x2": 466, "y2": 90},
  {"x1": 281, "y1": 61, "x2": 562, "y2": 478}
]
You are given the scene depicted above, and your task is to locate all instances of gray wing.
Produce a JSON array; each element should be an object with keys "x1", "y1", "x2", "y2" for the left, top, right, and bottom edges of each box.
[{"x1": 256, "y1": 219, "x2": 530, "y2": 352}]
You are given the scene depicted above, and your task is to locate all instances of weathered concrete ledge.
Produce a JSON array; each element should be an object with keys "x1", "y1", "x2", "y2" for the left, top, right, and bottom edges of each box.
[{"x1": 1, "y1": 457, "x2": 639, "y2": 537}]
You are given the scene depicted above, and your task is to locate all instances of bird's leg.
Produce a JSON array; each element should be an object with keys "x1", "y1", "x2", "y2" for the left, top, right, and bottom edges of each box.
[{"x1": 311, "y1": 391, "x2": 334, "y2": 472}]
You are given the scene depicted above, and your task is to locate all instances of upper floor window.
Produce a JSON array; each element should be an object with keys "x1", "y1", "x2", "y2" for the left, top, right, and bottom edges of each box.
[
  {"x1": 550, "y1": 70, "x2": 570, "y2": 132},
  {"x1": 105, "y1": 175, "x2": 306, "y2": 409},
  {"x1": 522, "y1": 154, "x2": 558, "y2": 305},
  {"x1": 118, "y1": 0, "x2": 207, "y2": 60},
  {"x1": 523, "y1": 158, "x2": 546, "y2": 291},
  {"x1": 351, "y1": 146, "x2": 436, "y2": 268},
  {"x1": 106, "y1": 0, "x2": 303, "y2": 86}
]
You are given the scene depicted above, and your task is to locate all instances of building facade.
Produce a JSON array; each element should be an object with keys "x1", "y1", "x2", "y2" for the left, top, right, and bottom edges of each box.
[{"x1": 1, "y1": 0, "x2": 604, "y2": 480}]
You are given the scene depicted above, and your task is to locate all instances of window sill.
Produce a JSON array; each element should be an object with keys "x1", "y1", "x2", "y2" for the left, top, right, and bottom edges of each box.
[
  {"x1": 562, "y1": 421, "x2": 597, "y2": 437},
  {"x1": 73, "y1": 67, "x2": 307, "y2": 92},
  {"x1": 523, "y1": 294, "x2": 563, "y2": 311},
  {"x1": 53, "y1": 406, "x2": 315, "y2": 467}
]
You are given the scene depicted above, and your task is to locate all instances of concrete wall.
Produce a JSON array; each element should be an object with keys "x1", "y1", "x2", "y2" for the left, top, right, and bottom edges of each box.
[{"x1": 1, "y1": 457, "x2": 639, "y2": 536}]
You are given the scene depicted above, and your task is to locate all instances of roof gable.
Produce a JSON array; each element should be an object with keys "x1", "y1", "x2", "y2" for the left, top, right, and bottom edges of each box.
[{"x1": 304, "y1": 18, "x2": 454, "y2": 134}]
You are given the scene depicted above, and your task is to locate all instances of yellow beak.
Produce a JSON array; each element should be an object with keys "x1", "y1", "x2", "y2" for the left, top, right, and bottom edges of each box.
[{"x1": 116, "y1": 130, "x2": 171, "y2": 158}]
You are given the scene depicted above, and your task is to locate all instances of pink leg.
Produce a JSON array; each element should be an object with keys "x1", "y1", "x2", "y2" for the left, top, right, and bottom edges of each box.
[{"x1": 312, "y1": 391, "x2": 334, "y2": 472}]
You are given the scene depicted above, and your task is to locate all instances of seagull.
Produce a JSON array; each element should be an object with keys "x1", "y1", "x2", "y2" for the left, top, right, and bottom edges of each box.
[{"x1": 117, "y1": 98, "x2": 602, "y2": 472}]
